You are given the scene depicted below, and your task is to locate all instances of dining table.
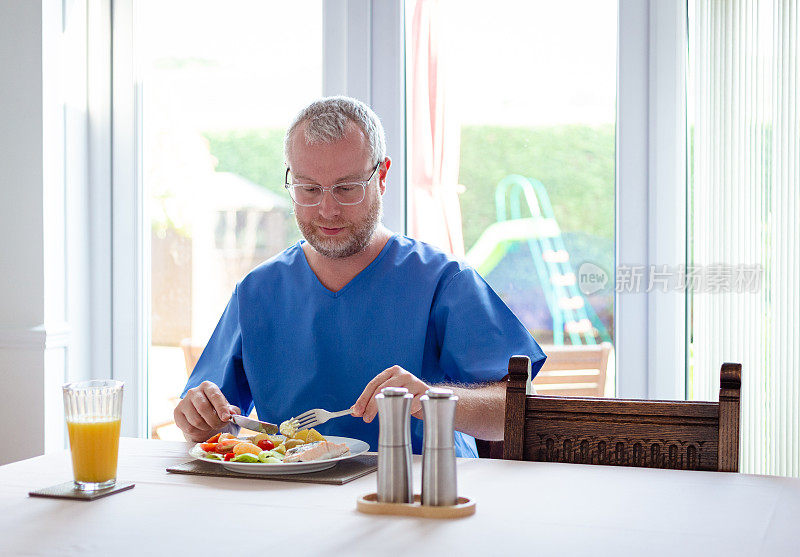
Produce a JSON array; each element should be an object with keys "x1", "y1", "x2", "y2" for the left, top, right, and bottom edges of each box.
[{"x1": 1, "y1": 437, "x2": 798, "y2": 556}]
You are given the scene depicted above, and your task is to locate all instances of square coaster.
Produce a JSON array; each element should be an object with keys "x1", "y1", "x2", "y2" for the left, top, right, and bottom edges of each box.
[{"x1": 29, "y1": 481, "x2": 135, "y2": 501}]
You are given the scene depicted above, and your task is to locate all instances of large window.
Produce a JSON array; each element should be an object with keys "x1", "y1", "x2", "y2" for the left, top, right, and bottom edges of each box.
[
  {"x1": 406, "y1": 0, "x2": 618, "y2": 395},
  {"x1": 139, "y1": 0, "x2": 619, "y2": 439},
  {"x1": 138, "y1": 0, "x2": 323, "y2": 440}
]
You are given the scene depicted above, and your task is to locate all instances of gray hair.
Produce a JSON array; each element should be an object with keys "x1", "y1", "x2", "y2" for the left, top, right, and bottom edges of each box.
[{"x1": 284, "y1": 96, "x2": 386, "y2": 167}]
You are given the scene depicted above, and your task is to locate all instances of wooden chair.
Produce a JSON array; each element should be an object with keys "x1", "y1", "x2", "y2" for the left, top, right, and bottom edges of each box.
[
  {"x1": 497, "y1": 356, "x2": 741, "y2": 471},
  {"x1": 532, "y1": 342, "x2": 613, "y2": 397}
]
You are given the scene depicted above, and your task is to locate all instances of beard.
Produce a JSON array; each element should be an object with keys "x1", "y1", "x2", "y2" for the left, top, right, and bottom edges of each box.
[{"x1": 295, "y1": 191, "x2": 383, "y2": 259}]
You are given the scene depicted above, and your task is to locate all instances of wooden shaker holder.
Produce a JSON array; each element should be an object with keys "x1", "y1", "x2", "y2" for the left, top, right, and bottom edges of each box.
[{"x1": 356, "y1": 493, "x2": 476, "y2": 518}]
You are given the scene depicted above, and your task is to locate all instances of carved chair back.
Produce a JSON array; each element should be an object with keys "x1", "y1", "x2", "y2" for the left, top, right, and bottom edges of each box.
[{"x1": 502, "y1": 356, "x2": 742, "y2": 471}]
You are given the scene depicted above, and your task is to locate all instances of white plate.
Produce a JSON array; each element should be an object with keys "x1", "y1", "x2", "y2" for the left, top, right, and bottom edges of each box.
[{"x1": 190, "y1": 436, "x2": 370, "y2": 475}]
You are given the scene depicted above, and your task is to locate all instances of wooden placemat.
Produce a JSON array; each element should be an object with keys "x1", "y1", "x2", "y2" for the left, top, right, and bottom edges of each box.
[
  {"x1": 29, "y1": 481, "x2": 135, "y2": 501},
  {"x1": 167, "y1": 455, "x2": 377, "y2": 485}
]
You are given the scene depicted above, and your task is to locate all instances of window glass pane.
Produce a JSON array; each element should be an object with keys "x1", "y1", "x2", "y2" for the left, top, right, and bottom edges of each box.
[
  {"x1": 139, "y1": 0, "x2": 322, "y2": 439},
  {"x1": 406, "y1": 0, "x2": 617, "y2": 395}
]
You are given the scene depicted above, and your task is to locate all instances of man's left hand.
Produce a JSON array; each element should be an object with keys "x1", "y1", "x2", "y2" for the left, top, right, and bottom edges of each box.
[{"x1": 352, "y1": 365, "x2": 429, "y2": 423}]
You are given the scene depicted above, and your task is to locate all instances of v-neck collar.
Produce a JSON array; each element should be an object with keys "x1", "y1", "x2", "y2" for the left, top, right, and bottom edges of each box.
[{"x1": 298, "y1": 234, "x2": 398, "y2": 298}]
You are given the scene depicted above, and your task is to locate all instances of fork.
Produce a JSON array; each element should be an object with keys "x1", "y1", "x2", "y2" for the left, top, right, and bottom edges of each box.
[{"x1": 291, "y1": 406, "x2": 354, "y2": 430}]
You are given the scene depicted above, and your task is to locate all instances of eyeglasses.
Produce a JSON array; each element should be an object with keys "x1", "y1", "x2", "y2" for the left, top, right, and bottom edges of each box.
[{"x1": 284, "y1": 163, "x2": 380, "y2": 206}]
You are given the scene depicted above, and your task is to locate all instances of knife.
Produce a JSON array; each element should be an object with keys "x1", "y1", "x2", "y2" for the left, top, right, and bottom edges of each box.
[{"x1": 230, "y1": 414, "x2": 280, "y2": 435}]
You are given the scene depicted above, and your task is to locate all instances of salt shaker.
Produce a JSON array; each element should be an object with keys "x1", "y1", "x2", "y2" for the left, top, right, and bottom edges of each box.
[
  {"x1": 376, "y1": 386, "x2": 413, "y2": 503},
  {"x1": 420, "y1": 387, "x2": 459, "y2": 506}
]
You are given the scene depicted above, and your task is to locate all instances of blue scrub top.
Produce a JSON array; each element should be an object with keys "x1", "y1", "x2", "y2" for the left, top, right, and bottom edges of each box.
[{"x1": 182, "y1": 234, "x2": 546, "y2": 457}]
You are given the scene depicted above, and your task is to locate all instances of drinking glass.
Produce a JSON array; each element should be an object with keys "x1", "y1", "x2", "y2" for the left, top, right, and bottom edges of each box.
[{"x1": 62, "y1": 380, "x2": 124, "y2": 491}]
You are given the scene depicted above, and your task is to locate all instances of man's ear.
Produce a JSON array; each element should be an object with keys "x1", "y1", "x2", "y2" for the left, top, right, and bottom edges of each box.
[{"x1": 379, "y1": 157, "x2": 392, "y2": 194}]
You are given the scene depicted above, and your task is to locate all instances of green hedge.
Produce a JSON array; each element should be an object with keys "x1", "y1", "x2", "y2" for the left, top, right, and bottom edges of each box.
[
  {"x1": 458, "y1": 124, "x2": 614, "y2": 249},
  {"x1": 204, "y1": 124, "x2": 615, "y2": 250},
  {"x1": 206, "y1": 129, "x2": 288, "y2": 197}
]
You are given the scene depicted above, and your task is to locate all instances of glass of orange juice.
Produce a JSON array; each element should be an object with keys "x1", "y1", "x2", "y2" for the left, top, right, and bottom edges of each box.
[{"x1": 62, "y1": 380, "x2": 124, "y2": 491}]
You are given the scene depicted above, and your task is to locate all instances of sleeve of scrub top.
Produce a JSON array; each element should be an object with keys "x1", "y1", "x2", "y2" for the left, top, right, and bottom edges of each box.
[
  {"x1": 181, "y1": 285, "x2": 253, "y2": 414},
  {"x1": 432, "y1": 268, "x2": 547, "y2": 384}
]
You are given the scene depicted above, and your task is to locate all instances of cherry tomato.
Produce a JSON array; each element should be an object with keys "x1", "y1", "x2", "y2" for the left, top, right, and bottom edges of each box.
[
  {"x1": 257, "y1": 439, "x2": 275, "y2": 451},
  {"x1": 200, "y1": 442, "x2": 218, "y2": 452},
  {"x1": 205, "y1": 433, "x2": 222, "y2": 443},
  {"x1": 223, "y1": 452, "x2": 235, "y2": 461}
]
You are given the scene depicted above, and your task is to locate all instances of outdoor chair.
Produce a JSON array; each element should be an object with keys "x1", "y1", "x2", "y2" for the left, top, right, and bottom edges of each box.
[
  {"x1": 532, "y1": 342, "x2": 613, "y2": 397},
  {"x1": 151, "y1": 339, "x2": 260, "y2": 439},
  {"x1": 150, "y1": 339, "x2": 204, "y2": 439}
]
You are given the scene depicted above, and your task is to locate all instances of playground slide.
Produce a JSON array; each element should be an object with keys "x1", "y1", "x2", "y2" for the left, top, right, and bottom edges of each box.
[
  {"x1": 465, "y1": 217, "x2": 560, "y2": 276},
  {"x1": 464, "y1": 175, "x2": 611, "y2": 345}
]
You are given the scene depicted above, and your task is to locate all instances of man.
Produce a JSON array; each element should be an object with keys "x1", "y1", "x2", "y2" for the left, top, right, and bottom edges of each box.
[{"x1": 176, "y1": 96, "x2": 546, "y2": 456}]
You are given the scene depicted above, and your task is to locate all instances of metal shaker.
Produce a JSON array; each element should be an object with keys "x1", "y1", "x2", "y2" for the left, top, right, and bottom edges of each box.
[
  {"x1": 421, "y1": 387, "x2": 459, "y2": 506},
  {"x1": 376, "y1": 386, "x2": 413, "y2": 503}
]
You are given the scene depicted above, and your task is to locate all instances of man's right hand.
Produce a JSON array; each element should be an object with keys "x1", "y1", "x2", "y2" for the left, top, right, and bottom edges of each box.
[{"x1": 174, "y1": 381, "x2": 241, "y2": 442}]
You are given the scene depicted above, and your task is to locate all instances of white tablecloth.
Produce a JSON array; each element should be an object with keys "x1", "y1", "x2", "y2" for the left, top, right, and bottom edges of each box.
[{"x1": 1, "y1": 438, "x2": 798, "y2": 556}]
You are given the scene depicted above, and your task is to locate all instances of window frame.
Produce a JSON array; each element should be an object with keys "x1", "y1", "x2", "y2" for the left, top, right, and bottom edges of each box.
[
  {"x1": 322, "y1": 0, "x2": 406, "y2": 232},
  {"x1": 616, "y1": 0, "x2": 687, "y2": 400},
  {"x1": 109, "y1": 0, "x2": 148, "y2": 437}
]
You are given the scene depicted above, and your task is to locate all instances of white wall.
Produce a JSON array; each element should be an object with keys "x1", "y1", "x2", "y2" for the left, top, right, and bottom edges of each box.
[
  {"x1": 0, "y1": 4, "x2": 45, "y2": 325},
  {"x1": 0, "y1": 1, "x2": 48, "y2": 465},
  {"x1": 0, "y1": 0, "x2": 81, "y2": 465}
]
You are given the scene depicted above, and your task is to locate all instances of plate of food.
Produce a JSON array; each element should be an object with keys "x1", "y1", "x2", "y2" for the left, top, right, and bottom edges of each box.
[{"x1": 189, "y1": 428, "x2": 370, "y2": 475}]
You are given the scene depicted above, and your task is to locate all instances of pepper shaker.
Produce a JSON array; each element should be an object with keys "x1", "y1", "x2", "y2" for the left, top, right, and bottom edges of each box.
[
  {"x1": 376, "y1": 386, "x2": 413, "y2": 503},
  {"x1": 420, "y1": 387, "x2": 459, "y2": 506}
]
